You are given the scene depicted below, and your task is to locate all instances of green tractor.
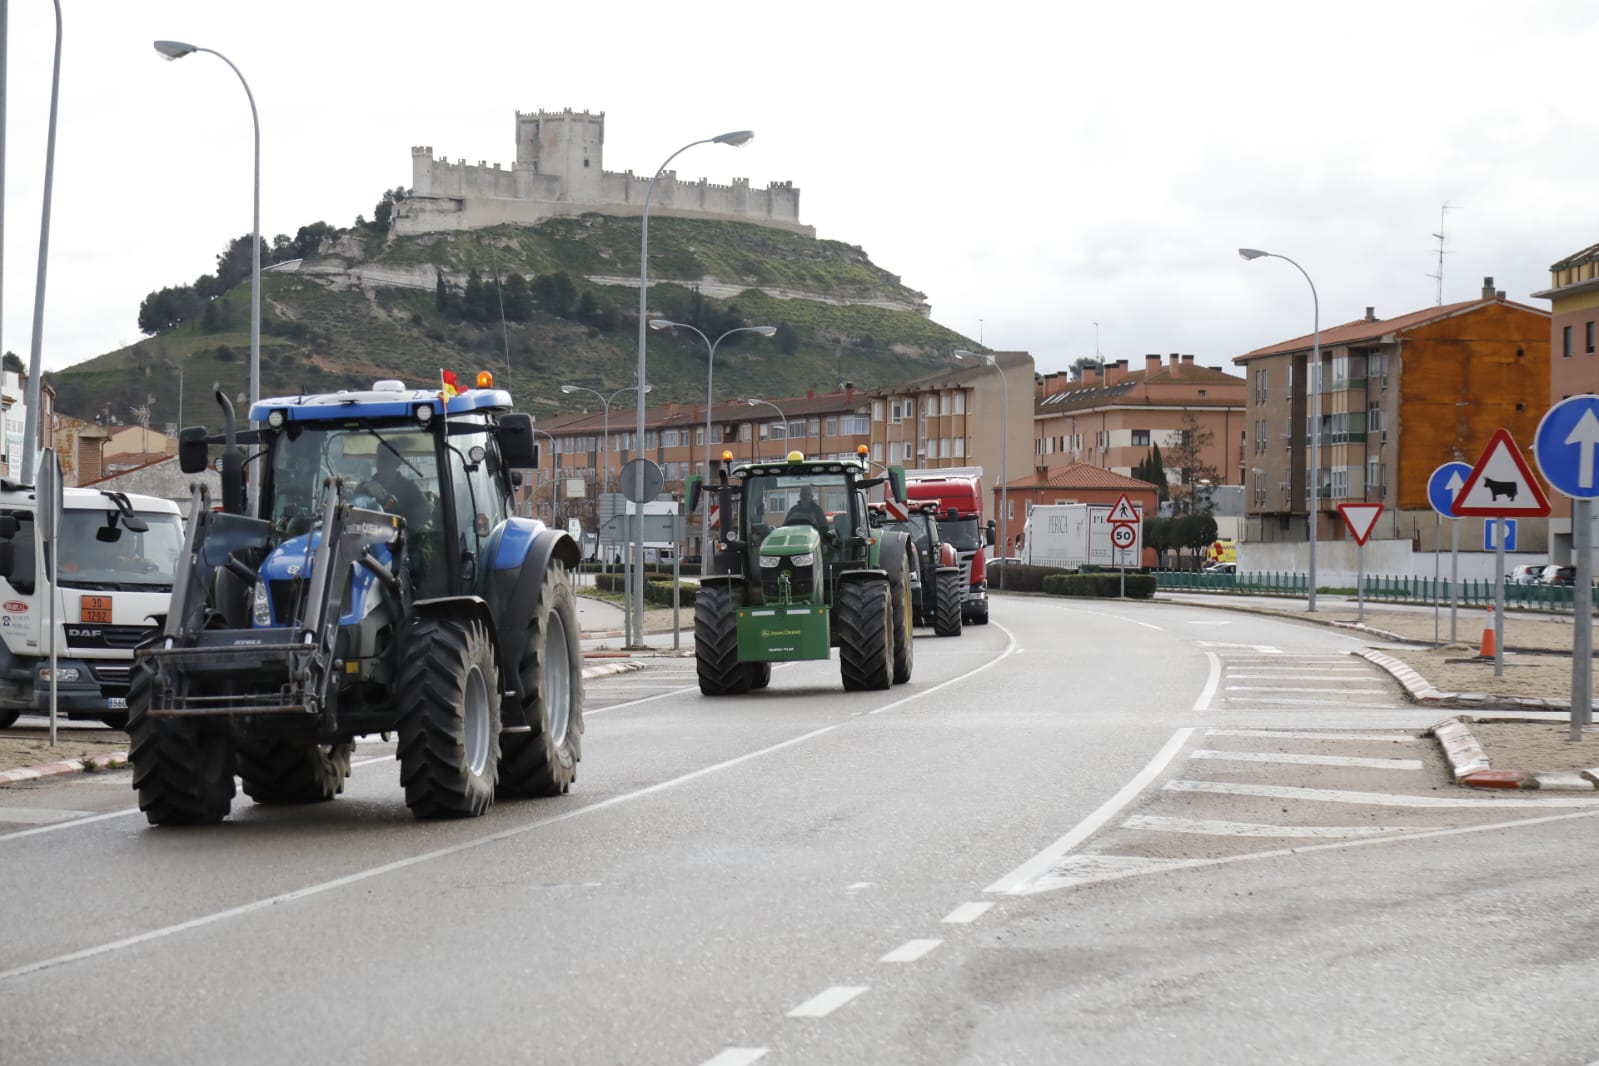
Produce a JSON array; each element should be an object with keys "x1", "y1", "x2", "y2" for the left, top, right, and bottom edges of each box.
[
  {"x1": 875, "y1": 501, "x2": 965, "y2": 638},
  {"x1": 688, "y1": 449, "x2": 916, "y2": 694}
]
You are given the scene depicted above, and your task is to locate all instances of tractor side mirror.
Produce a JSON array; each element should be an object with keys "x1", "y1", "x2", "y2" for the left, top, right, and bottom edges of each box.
[
  {"x1": 685, "y1": 475, "x2": 702, "y2": 515},
  {"x1": 497, "y1": 413, "x2": 537, "y2": 469},
  {"x1": 179, "y1": 426, "x2": 210, "y2": 474},
  {"x1": 887, "y1": 466, "x2": 907, "y2": 503}
]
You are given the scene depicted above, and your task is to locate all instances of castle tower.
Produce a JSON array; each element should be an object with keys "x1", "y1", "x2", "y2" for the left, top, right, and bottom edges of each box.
[{"x1": 515, "y1": 108, "x2": 605, "y2": 202}]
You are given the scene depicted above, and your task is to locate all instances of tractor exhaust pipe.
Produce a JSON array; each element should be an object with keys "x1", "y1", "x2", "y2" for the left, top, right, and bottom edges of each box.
[{"x1": 216, "y1": 385, "x2": 246, "y2": 516}]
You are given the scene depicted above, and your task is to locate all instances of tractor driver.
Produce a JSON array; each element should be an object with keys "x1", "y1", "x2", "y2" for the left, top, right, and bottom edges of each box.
[
  {"x1": 361, "y1": 443, "x2": 432, "y2": 533},
  {"x1": 784, "y1": 485, "x2": 829, "y2": 532}
]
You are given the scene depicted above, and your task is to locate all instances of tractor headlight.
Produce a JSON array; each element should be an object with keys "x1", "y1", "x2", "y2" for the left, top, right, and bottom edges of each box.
[
  {"x1": 791, "y1": 552, "x2": 815, "y2": 568},
  {"x1": 759, "y1": 555, "x2": 781, "y2": 569},
  {"x1": 253, "y1": 579, "x2": 272, "y2": 626}
]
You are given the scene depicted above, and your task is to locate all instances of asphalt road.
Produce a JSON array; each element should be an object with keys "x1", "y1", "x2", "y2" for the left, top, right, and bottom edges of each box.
[{"x1": 3, "y1": 596, "x2": 1598, "y2": 1065}]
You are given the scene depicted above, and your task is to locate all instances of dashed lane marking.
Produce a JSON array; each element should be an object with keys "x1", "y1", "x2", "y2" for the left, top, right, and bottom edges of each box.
[
  {"x1": 787, "y1": 986, "x2": 868, "y2": 1018},
  {"x1": 1188, "y1": 749, "x2": 1423, "y2": 770},
  {"x1": 1123, "y1": 814, "x2": 1427, "y2": 838},
  {"x1": 879, "y1": 939, "x2": 942, "y2": 963},
  {"x1": 699, "y1": 1048, "x2": 768, "y2": 1066},
  {"x1": 0, "y1": 807, "x2": 94, "y2": 825},
  {"x1": 942, "y1": 902, "x2": 993, "y2": 924}
]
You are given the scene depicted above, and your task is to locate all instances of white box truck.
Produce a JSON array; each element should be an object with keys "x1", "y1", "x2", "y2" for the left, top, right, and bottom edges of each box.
[{"x1": 1019, "y1": 502, "x2": 1142, "y2": 569}]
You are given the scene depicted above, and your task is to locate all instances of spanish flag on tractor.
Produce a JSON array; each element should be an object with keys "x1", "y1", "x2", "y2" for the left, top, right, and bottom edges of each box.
[{"x1": 440, "y1": 369, "x2": 462, "y2": 401}]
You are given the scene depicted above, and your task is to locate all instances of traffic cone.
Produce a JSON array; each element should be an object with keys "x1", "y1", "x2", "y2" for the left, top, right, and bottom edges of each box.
[{"x1": 1477, "y1": 607, "x2": 1496, "y2": 659}]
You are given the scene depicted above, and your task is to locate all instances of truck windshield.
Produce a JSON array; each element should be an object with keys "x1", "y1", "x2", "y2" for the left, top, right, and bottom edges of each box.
[
  {"x1": 939, "y1": 516, "x2": 983, "y2": 552},
  {"x1": 56, "y1": 510, "x2": 185, "y2": 590}
]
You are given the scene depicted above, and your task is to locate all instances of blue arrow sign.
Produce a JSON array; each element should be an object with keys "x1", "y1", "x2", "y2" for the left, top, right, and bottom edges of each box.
[
  {"x1": 1427, "y1": 461, "x2": 1473, "y2": 518},
  {"x1": 1535, "y1": 395, "x2": 1599, "y2": 500}
]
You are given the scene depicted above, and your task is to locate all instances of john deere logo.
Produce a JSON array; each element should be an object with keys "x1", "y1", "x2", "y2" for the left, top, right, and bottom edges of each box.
[{"x1": 761, "y1": 628, "x2": 803, "y2": 638}]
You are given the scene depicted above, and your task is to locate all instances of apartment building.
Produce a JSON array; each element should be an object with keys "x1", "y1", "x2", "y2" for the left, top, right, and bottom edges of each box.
[
  {"x1": 1233, "y1": 278, "x2": 1550, "y2": 551},
  {"x1": 1531, "y1": 241, "x2": 1599, "y2": 559}
]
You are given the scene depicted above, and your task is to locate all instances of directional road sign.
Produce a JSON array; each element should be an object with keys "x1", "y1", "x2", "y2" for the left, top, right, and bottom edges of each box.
[
  {"x1": 1426, "y1": 461, "x2": 1473, "y2": 519},
  {"x1": 1485, "y1": 518, "x2": 1517, "y2": 552},
  {"x1": 1534, "y1": 395, "x2": 1599, "y2": 500},
  {"x1": 1452, "y1": 428, "x2": 1551, "y2": 517},
  {"x1": 1338, "y1": 502, "x2": 1383, "y2": 546}
]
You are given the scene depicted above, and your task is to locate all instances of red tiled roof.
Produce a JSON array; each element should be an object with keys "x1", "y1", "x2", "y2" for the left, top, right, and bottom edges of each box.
[
  {"x1": 1235, "y1": 296, "x2": 1549, "y2": 362},
  {"x1": 1004, "y1": 462, "x2": 1160, "y2": 492}
]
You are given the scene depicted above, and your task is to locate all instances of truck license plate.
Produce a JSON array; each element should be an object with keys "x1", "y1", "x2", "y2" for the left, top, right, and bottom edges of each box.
[
  {"x1": 106, "y1": 698, "x2": 127, "y2": 710},
  {"x1": 81, "y1": 596, "x2": 112, "y2": 623}
]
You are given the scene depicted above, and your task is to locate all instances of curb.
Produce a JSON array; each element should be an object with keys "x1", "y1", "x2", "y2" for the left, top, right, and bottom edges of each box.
[
  {"x1": 0, "y1": 659, "x2": 653, "y2": 787},
  {"x1": 1426, "y1": 714, "x2": 1599, "y2": 791},
  {"x1": 1354, "y1": 647, "x2": 1573, "y2": 713}
]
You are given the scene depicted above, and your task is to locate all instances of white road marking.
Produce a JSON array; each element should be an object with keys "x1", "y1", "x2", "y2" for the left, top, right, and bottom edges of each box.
[
  {"x1": 0, "y1": 638, "x2": 1018, "y2": 982},
  {"x1": 1192, "y1": 652, "x2": 1222, "y2": 712},
  {"x1": 1219, "y1": 697, "x2": 1403, "y2": 708},
  {"x1": 1123, "y1": 814, "x2": 1426, "y2": 838},
  {"x1": 1021, "y1": 854, "x2": 1212, "y2": 893},
  {"x1": 986, "y1": 728, "x2": 1196, "y2": 895},
  {"x1": 1189, "y1": 750, "x2": 1422, "y2": 770},
  {"x1": 1225, "y1": 673, "x2": 1370, "y2": 680},
  {"x1": 880, "y1": 939, "x2": 942, "y2": 963},
  {"x1": 787, "y1": 986, "x2": 868, "y2": 1018},
  {"x1": 1165, "y1": 779, "x2": 1599, "y2": 807},
  {"x1": 942, "y1": 901, "x2": 993, "y2": 924},
  {"x1": 699, "y1": 1048, "x2": 768, "y2": 1066},
  {"x1": 846, "y1": 882, "x2": 873, "y2": 893},
  {"x1": 1225, "y1": 685, "x2": 1388, "y2": 694},
  {"x1": 0, "y1": 807, "x2": 93, "y2": 825},
  {"x1": 1196, "y1": 642, "x2": 1281, "y2": 653},
  {"x1": 1207, "y1": 729, "x2": 1421, "y2": 742},
  {"x1": 0, "y1": 807, "x2": 140, "y2": 841}
]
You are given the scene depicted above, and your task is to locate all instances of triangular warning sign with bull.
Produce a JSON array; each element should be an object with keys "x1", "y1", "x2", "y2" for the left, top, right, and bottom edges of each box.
[{"x1": 1452, "y1": 428, "x2": 1551, "y2": 517}]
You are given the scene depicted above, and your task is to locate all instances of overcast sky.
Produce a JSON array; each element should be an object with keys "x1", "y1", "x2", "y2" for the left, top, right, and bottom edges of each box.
[{"x1": 3, "y1": 0, "x2": 1596, "y2": 385}]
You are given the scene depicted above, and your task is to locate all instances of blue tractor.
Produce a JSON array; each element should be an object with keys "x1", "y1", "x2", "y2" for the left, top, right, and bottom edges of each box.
[{"x1": 128, "y1": 377, "x2": 583, "y2": 825}]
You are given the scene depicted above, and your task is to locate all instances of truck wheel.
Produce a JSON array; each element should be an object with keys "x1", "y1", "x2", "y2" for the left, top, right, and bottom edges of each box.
[
  {"x1": 128, "y1": 662, "x2": 236, "y2": 826},
  {"x1": 237, "y1": 738, "x2": 353, "y2": 805},
  {"x1": 747, "y1": 661, "x2": 772, "y2": 689},
  {"x1": 499, "y1": 562, "x2": 584, "y2": 798},
  {"x1": 695, "y1": 585, "x2": 750, "y2": 696},
  {"x1": 884, "y1": 539, "x2": 914, "y2": 685},
  {"x1": 934, "y1": 571, "x2": 964, "y2": 637},
  {"x1": 838, "y1": 579, "x2": 891, "y2": 691},
  {"x1": 398, "y1": 616, "x2": 501, "y2": 819}
]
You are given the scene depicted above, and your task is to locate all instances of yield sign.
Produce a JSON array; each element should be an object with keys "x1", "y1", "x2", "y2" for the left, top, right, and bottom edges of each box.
[
  {"x1": 1107, "y1": 493, "x2": 1140, "y2": 524},
  {"x1": 1338, "y1": 503, "x2": 1384, "y2": 546},
  {"x1": 1452, "y1": 428, "x2": 1552, "y2": 517}
]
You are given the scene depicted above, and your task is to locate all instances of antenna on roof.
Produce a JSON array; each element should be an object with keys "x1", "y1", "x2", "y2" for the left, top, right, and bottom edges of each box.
[{"x1": 1424, "y1": 201, "x2": 1461, "y2": 306}]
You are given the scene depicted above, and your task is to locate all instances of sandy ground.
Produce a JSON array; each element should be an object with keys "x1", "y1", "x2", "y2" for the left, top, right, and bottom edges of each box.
[{"x1": 3, "y1": 600, "x2": 1596, "y2": 779}]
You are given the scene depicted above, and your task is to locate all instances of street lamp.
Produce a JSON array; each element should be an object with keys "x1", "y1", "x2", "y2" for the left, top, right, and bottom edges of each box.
[
  {"x1": 630, "y1": 129, "x2": 753, "y2": 646},
  {"x1": 649, "y1": 319, "x2": 776, "y2": 554},
  {"x1": 560, "y1": 384, "x2": 651, "y2": 497},
  {"x1": 954, "y1": 349, "x2": 1008, "y2": 584},
  {"x1": 21, "y1": 0, "x2": 63, "y2": 484},
  {"x1": 1239, "y1": 247, "x2": 1320, "y2": 611},
  {"x1": 155, "y1": 39, "x2": 262, "y2": 413},
  {"x1": 745, "y1": 398, "x2": 788, "y2": 458}
]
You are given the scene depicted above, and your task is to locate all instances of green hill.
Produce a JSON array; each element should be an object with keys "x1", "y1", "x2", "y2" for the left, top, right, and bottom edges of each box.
[{"x1": 52, "y1": 214, "x2": 978, "y2": 431}]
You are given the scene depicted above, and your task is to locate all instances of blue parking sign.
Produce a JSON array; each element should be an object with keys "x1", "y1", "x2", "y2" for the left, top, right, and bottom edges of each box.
[{"x1": 1485, "y1": 518, "x2": 1517, "y2": 551}]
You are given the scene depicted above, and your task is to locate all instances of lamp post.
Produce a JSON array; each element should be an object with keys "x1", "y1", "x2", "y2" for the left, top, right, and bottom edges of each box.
[
  {"x1": 155, "y1": 39, "x2": 261, "y2": 415},
  {"x1": 954, "y1": 349, "x2": 1008, "y2": 585},
  {"x1": 745, "y1": 398, "x2": 788, "y2": 459},
  {"x1": 561, "y1": 383, "x2": 648, "y2": 562},
  {"x1": 1239, "y1": 247, "x2": 1320, "y2": 611},
  {"x1": 649, "y1": 319, "x2": 776, "y2": 554},
  {"x1": 21, "y1": 0, "x2": 62, "y2": 483},
  {"x1": 630, "y1": 130, "x2": 753, "y2": 646}
]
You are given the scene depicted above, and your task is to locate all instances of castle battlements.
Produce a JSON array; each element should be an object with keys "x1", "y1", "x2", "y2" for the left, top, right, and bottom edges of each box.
[{"x1": 395, "y1": 109, "x2": 812, "y2": 238}]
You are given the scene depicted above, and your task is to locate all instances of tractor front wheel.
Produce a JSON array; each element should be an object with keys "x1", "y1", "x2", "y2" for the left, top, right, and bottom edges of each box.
[
  {"x1": 128, "y1": 663, "x2": 236, "y2": 826},
  {"x1": 934, "y1": 570, "x2": 964, "y2": 637},
  {"x1": 237, "y1": 738, "x2": 353, "y2": 805},
  {"x1": 397, "y1": 616, "x2": 501, "y2": 819}
]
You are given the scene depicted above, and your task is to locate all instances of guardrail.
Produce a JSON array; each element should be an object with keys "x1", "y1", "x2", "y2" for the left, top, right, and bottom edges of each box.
[{"x1": 1153, "y1": 570, "x2": 1585, "y2": 612}]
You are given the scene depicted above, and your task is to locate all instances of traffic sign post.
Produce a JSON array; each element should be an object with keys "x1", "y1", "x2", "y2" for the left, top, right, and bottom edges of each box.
[
  {"x1": 1428, "y1": 461, "x2": 1472, "y2": 644},
  {"x1": 1534, "y1": 396, "x2": 1599, "y2": 737},
  {"x1": 1455, "y1": 429, "x2": 1549, "y2": 678},
  {"x1": 1108, "y1": 494, "x2": 1141, "y2": 598},
  {"x1": 1338, "y1": 503, "x2": 1383, "y2": 623}
]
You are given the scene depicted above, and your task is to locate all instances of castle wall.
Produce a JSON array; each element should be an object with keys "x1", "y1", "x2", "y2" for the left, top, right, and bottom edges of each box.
[{"x1": 399, "y1": 109, "x2": 810, "y2": 237}]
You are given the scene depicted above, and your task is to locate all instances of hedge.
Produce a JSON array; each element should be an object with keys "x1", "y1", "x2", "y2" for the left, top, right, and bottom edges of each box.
[{"x1": 1041, "y1": 572, "x2": 1157, "y2": 599}]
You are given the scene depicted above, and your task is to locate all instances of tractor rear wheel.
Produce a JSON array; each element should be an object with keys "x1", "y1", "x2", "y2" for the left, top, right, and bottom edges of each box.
[
  {"x1": 934, "y1": 570, "x2": 964, "y2": 637},
  {"x1": 838, "y1": 579, "x2": 892, "y2": 691},
  {"x1": 237, "y1": 738, "x2": 353, "y2": 805},
  {"x1": 695, "y1": 586, "x2": 750, "y2": 696},
  {"x1": 397, "y1": 616, "x2": 501, "y2": 819},
  {"x1": 128, "y1": 662, "x2": 236, "y2": 826},
  {"x1": 499, "y1": 562, "x2": 584, "y2": 797}
]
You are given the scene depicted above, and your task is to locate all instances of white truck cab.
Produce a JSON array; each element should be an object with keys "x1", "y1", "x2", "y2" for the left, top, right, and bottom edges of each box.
[{"x1": 0, "y1": 481, "x2": 185, "y2": 728}]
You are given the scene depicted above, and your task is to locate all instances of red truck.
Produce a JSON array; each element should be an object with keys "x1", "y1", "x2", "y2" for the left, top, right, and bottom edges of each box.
[{"x1": 904, "y1": 471, "x2": 991, "y2": 625}]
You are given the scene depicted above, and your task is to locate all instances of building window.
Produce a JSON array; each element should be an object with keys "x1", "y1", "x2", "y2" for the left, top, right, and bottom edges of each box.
[
  {"x1": 1131, "y1": 429, "x2": 1150, "y2": 447},
  {"x1": 809, "y1": 417, "x2": 821, "y2": 435},
  {"x1": 901, "y1": 442, "x2": 913, "y2": 461},
  {"x1": 825, "y1": 416, "x2": 838, "y2": 436},
  {"x1": 1588, "y1": 321, "x2": 1596, "y2": 354},
  {"x1": 872, "y1": 400, "x2": 884, "y2": 422},
  {"x1": 940, "y1": 394, "x2": 952, "y2": 415},
  {"x1": 955, "y1": 437, "x2": 965, "y2": 457},
  {"x1": 954, "y1": 392, "x2": 966, "y2": 414},
  {"x1": 871, "y1": 442, "x2": 883, "y2": 462},
  {"x1": 1565, "y1": 325, "x2": 1574, "y2": 358}
]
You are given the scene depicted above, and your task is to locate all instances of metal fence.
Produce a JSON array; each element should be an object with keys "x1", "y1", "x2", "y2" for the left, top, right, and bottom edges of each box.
[{"x1": 1153, "y1": 570, "x2": 1584, "y2": 612}]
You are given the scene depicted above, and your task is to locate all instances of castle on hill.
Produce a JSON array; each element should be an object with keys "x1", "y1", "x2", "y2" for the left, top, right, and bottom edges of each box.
[{"x1": 395, "y1": 109, "x2": 812, "y2": 237}]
